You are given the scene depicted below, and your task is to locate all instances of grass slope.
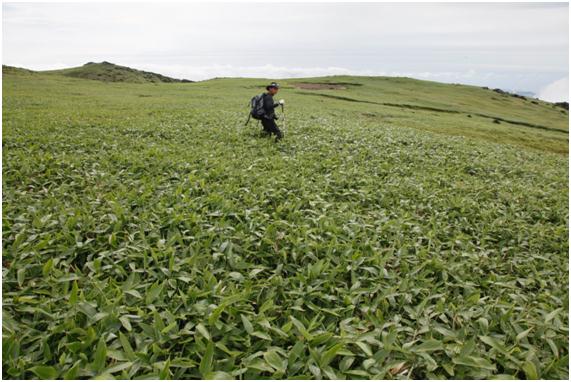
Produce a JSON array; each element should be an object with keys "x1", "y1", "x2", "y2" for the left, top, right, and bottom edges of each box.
[
  {"x1": 2, "y1": 71, "x2": 569, "y2": 379},
  {"x1": 2, "y1": 66, "x2": 36, "y2": 76},
  {"x1": 41, "y1": 62, "x2": 192, "y2": 83},
  {"x1": 289, "y1": 76, "x2": 568, "y2": 153}
]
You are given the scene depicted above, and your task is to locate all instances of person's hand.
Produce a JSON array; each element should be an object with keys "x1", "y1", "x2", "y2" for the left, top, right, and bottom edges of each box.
[{"x1": 279, "y1": 99, "x2": 285, "y2": 105}]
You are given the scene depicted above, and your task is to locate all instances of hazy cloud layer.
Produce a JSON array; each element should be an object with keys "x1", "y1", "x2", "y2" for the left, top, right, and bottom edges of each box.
[
  {"x1": 3, "y1": 2, "x2": 569, "y2": 100},
  {"x1": 538, "y1": 77, "x2": 570, "y2": 102}
]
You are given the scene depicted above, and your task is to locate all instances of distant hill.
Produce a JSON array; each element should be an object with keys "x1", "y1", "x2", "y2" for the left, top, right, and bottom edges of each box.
[
  {"x1": 42, "y1": 61, "x2": 193, "y2": 83},
  {"x1": 2, "y1": 65, "x2": 36, "y2": 75}
]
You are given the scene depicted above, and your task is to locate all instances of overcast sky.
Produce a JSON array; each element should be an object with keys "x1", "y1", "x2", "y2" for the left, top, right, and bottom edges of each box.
[{"x1": 2, "y1": 2, "x2": 569, "y2": 101}]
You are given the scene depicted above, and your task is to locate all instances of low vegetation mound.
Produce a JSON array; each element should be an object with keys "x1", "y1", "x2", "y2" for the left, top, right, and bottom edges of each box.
[
  {"x1": 45, "y1": 61, "x2": 193, "y2": 84},
  {"x1": 2, "y1": 65, "x2": 36, "y2": 75}
]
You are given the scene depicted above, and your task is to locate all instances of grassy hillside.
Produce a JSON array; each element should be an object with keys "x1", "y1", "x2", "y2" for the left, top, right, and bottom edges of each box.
[
  {"x1": 288, "y1": 76, "x2": 568, "y2": 153},
  {"x1": 37, "y1": 61, "x2": 192, "y2": 83},
  {"x1": 2, "y1": 70, "x2": 568, "y2": 379},
  {"x1": 2, "y1": 65, "x2": 36, "y2": 75}
]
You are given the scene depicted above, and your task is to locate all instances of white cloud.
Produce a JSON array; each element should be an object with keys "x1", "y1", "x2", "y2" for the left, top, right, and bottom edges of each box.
[
  {"x1": 112, "y1": 63, "x2": 488, "y2": 84},
  {"x1": 537, "y1": 77, "x2": 569, "y2": 102},
  {"x1": 127, "y1": 64, "x2": 379, "y2": 81}
]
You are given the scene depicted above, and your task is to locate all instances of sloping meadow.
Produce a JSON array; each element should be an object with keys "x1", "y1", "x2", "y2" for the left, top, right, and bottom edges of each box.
[{"x1": 2, "y1": 74, "x2": 569, "y2": 379}]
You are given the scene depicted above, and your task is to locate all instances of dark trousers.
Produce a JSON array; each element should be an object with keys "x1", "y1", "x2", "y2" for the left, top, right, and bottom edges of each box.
[{"x1": 261, "y1": 118, "x2": 283, "y2": 140}]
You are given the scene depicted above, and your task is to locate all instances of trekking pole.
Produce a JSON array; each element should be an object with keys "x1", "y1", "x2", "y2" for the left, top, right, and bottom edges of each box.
[{"x1": 281, "y1": 104, "x2": 286, "y2": 132}]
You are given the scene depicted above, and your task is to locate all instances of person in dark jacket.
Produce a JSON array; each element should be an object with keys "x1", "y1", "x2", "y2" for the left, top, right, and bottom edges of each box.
[{"x1": 261, "y1": 82, "x2": 284, "y2": 140}]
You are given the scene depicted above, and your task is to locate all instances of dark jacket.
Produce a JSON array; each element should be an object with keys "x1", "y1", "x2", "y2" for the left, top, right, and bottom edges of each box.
[{"x1": 262, "y1": 93, "x2": 280, "y2": 120}]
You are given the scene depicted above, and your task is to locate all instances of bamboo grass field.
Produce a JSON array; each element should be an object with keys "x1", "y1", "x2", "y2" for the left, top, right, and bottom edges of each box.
[{"x1": 2, "y1": 64, "x2": 569, "y2": 379}]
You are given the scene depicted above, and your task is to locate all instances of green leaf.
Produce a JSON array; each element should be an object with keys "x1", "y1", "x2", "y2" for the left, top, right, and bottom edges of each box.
[
  {"x1": 491, "y1": 374, "x2": 518, "y2": 380},
  {"x1": 105, "y1": 361, "x2": 134, "y2": 375},
  {"x1": 240, "y1": 314, "x2": 254, "y2": 334},
  {"x1": 515, "y1": 328, "x2": 533, "y2": 342},
  {"x1": 309, "y1": 364, "x2": 321, "y2": 378},
  {"x1": 77, "y1": 302, "x2": 97, "y2": 318},
  {"x1": 288, "y1": 341, "x2": 305, "y2": 364},
  {"x1": 247, "y1": 359, "x2": 274, "y2": 373},
  {"x1": 290, "y1": 316, "x2": 312, "y2": 340},
  {"x1": 452, "y1": 355, "x2": 496, "y2": 371},
  {"x1": 42, "y1": 259, "x2": 53, "y2": 277},
  {"x1": 442, "y1": 363, "x2": 455, "y2": 376},
  {"x1": 145, "y1": 281, "x2": 164, "y2": 304},
  {"x1": 153, "y1": 310, "x2": 165, "y2": 331},
  {"x1": 355, "y1": 341, "x2": 373, "y2": 357},
  {"x1": 119, "y1": 315, "x2": 132, "y2": 331},
  {"x1": 321, "y1": 343, "x2": 344, "y2": 367},
  {"x1": 92, "y1": 337, "x2": 107, "y2": 372},
  {"x1": 251, "y1": 331, "x2": 271, "y2": 341},
  {"x1": 63, "y1": 361, "x2": 81, "y2": 379},
  {"x1": 412, "y1": 339, "x2": 443, "y2": 353},
  {"x1": 205, "y1": 371, "x2": 234, "y2": 380},
  {"x1": 477, "y1": 317, "x2": 489, "y2": 333},
  {"x1": 69, "y1": 280, "x2": 79, "y2": 305},
  {"x1": 161, "y1": 321, "x2": 177, "y2": 334},
  {"x1": 322, "y1": 365, "x2": 338, "y2": 379},
  {"x1": 93, "y1": 372, "x2": 114, "y2": 379},
  {"x1": 340, "y1": 356, "x2": 355, "y2": 372},
  {"x1": 119, "y1": 332, "x2": 136, "y2": 361},
  {"x1": 196, "y1": 323, "x2": 211, "y2": 340},
  {"x1": 29, "y1": 366, "x2": 58, "y2": 379},
  {"x1": 17, "y1": 268, "x2": 25, "y2": 287},
  {"x1": 544, "y1": 308, "x2": 561, "y2": 323},
  {"x1": 546, "y1": 338, "x2": 559, "y2": 358},
  {"x1": 159, "y1": 359, "x2": 171, "y2": 379},
  {"x1": 419, "y1": 352, "x2": 438, "y2": 371},
  {"x1": 522, "y1": 360, "x2": 539, "y2": 379},
  {"x1": 264, "y1": 349, "x2": 286, "y2": 372},
  {"x1": 479, "y1": 336, "x2": 508, "y2": 354},
  {"x1": 200, "y1": 341, "x2": 214, "y2": 377},
  {"x1": 125, "y1": 289, "x2": 142, "y2": 299}
]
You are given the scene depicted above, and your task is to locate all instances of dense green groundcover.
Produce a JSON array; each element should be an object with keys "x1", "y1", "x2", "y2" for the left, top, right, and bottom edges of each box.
[{"x1": 2, "y1": 72, "x2": 569, "y2": 379}]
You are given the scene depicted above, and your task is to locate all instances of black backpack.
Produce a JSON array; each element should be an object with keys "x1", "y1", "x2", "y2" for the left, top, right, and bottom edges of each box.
[{"x1": 245, "y1": 93, "x2": 265, "y2": 125}]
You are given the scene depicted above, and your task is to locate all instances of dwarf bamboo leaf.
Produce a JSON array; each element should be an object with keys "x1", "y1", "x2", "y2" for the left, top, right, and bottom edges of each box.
[
  {"x1": 205, "y1": 371, "x2": 234, "y2": 380},
  {"x1": 92, "y1": 337, "x2": 107, "y2": 373},
  {"x1": 63, "y1": 361, "x2": 81, "y2": 380},
  {"x1": 2, "y1": 69, "x2": 568, "y2": 380},
  {"x1": 119, "y1": 332, "x2": 136, "y2": 361},
  {"x1": 452, "y1": 355, "x2": 496, "y2": 371},
  {"x1": 196, "y1": 323, "x2": 211, "y2": 340},
  {"x1": 145, "y1": 281, "x2": 164, "y2": 304},
  {"x1": 200, "y1": 341, "x2": 214, "y2": 377},
  {"x1": 42, "y1": 259, "x2": 53, "y2": 278},
  {"x1": 290, "y1": 316, "x2": 312, "y2": 341},
  {"x1": 264, "y1": 349, "x2": 286, "y2": 372},
  {"x1": 28, "y1": 366, "x2": 58, "y2": 379},
  {"x1": 69, "y1": 280, "x2": 79, "y2": 305},
  {"x1": 515, "y1": 328, "x2": 533, "y2": 342},
  {"x1": 240, "y1": 314, "x2": 254, "y2": 334},
  {"x1": 522, "y1": 360, "x2": 539, "y2": 379},
  {"x1": 412, "y1": 339, "x2": 443, "y2": 353},
  {"x1": 16, "y1": 268, "x2": 25, "y2": 287}
]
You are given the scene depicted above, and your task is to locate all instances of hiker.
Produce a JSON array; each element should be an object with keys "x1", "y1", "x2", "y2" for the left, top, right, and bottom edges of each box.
[{"x1": 261, "y1": 82, "x2": 284, "y2": 140}]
